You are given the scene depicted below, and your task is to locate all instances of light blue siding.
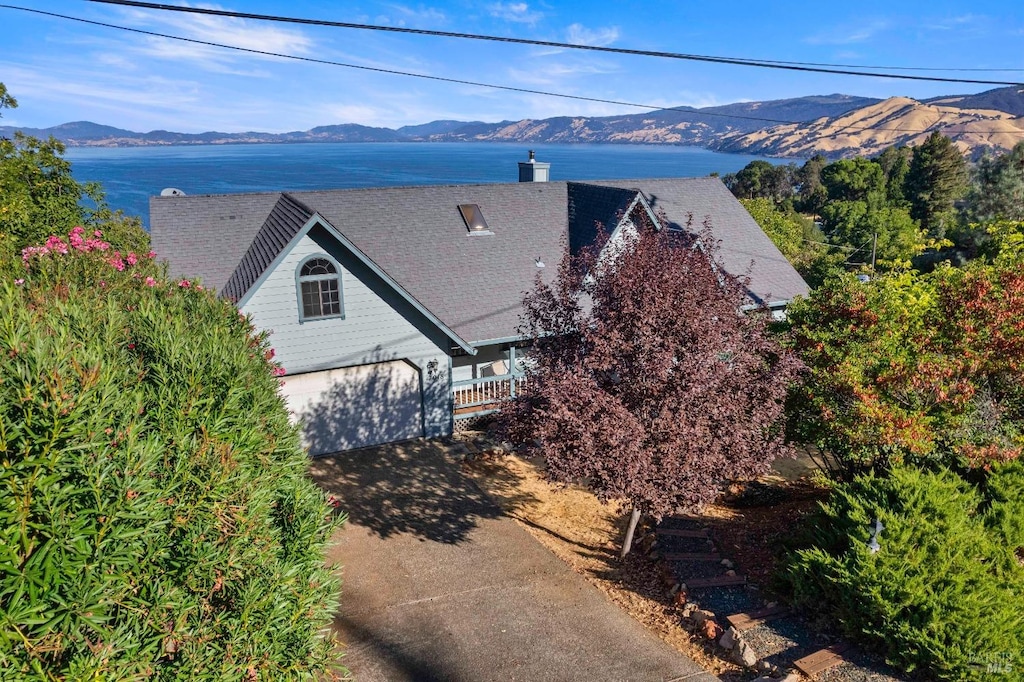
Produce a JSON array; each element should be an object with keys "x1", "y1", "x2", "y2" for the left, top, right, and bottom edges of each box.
[{"x1": 241, "y1": 228, "x2": 452, "y2": 440}]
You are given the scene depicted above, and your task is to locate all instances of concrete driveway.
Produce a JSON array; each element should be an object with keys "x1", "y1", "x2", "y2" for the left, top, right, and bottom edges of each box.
[{"x1": 309, "y1": 440, "x2": 718, "y2": 682}]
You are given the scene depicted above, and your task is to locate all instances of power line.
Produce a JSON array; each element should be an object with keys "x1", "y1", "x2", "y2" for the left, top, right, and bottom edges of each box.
[
  {"x1": 3, "y1": 5, "x2": 1023, "y2": 138},
  {"x1": 83, "y1": 0, "x2": 1024, "y2": 87}
]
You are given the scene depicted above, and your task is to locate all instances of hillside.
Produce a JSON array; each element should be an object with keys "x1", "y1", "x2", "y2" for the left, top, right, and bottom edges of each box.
[
  {"x1": 715, "y1": 93, "x2": 1024, "y2": 158},
  {"x1": 3, "y1": 87, "x2": 1022, "y2": 158}
]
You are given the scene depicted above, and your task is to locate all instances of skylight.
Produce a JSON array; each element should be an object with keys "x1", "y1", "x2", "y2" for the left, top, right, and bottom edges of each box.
[{"x1": 458, "y1": 204, "x2": 492, "y2": 235}]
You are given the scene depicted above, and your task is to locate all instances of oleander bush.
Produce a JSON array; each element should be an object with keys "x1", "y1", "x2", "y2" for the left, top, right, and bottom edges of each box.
[
  {"x1": 0, "y1": 230, "x2": 343, "y2": 680},
  {"x1": 782, "y1": 465, "x2": 1024, "y2": 680}
]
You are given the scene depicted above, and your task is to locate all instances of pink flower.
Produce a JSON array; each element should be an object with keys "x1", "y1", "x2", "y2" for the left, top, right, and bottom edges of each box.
[
  {"x1": 127, "y1": 342, "x2": 136, "y2": 350},
  {"x1": 272, "y1": 367, "x2": 286, "y2": 377},
  {"x1": 45, "y1": 235, "x2": 69, "y2": 254},
  {"x1": 22, "y1": 245, "x2": 50, "y2": 263},
  {"x1": 178, "y1": 279, "x2": 191, "y2": 288},
  {"x1": 94, "y1": 230, "x2": 103, "y2": 238},
  {"x1": 145, "y1": 276, "x2": 157, "y2": 287},
  {"x1": 14, "y1": 278, "x2": 24, "y2": 286},
  {"x1": 265, "y1": 348, "x2": 276, "y2": 360},
  {"x1": 108, "y1": 257, "x2": 126, "y2": 271},
  {"x1": 126, "y1": 252, "x2": 138, "y2": 266},
  {"x1": 99, "y1": 281, "x2": 107, "y2": 288},
  {"x1": 71, "y1": 226, "x2": 85, "y2": 236},
  {"x1": 147, "y1": 251, "x2": 157, "y2": 259}
]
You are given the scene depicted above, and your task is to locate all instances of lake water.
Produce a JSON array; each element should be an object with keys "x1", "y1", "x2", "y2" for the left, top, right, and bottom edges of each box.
[{"x1": 65, "y1": 142, "x2": 787, "y2": 225}]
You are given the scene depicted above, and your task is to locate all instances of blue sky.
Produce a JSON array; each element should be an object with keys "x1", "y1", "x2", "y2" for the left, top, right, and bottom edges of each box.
[{"x1": 2, "y1": 1, "x2": 1023, "y2": 132}]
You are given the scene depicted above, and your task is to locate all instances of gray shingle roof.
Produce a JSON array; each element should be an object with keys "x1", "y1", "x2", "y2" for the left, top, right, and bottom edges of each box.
[
  {"x1": 297, "y1": 182, "x2": 569, "y2": 344},
  {"x1": 221, "y1": 193, "x2": 313, "y2": 301},
  {"x1": 150, "y1": 177, "x2": 808, "y2": 344},
  {"x1": 567, "y1": 182, "x2": 640, "y2": 255},
  {"x1": 589, "y1": 178, "x2": 810, "y2": 305},
  {"x1": 150, "y1": 191, "x2": 283, "y2": 292}
]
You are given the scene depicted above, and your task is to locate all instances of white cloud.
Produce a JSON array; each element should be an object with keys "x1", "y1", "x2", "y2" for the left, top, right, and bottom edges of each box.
[
  {"x1": 565, "y1": 23, "x2": 620, "y2": 47},
  {"x1": 506, "y1": 60, "x2": 620, "y2": 87},
  {"x1": 805, "y1": 19, "x2": 892, "y2": 45},
  {"x1": 115, "y1": 3, "x2": 313, "y2": 72},
  {"x1": 924, "y1": 14, "x2": 983, "y2": 31},
  {"x1": 379, "y1": 4, "x2": 447, "y2": 27},
  {"x1": 489, "y1": 2, "x2": 543, "y2": 24}
]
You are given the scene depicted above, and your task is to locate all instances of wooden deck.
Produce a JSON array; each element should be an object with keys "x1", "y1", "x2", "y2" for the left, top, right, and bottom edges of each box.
[{"x1": 453, "y1": 375, "x2": 527, "y2": 418}]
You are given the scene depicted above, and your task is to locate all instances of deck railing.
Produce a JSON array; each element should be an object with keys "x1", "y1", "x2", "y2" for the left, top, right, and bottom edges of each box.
[{"x1": 452, "y1": 373, "x2": 528, "y2": 417}]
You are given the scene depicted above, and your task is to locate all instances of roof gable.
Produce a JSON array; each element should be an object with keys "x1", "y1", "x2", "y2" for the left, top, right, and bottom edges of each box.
[
  {"x1": 222, "y1": 193, "x2": 314, "y2": 301},
  {"x1": 567, "y1": 182, "x2": 641, "y2": 255},
  {"x1": 588, "y1": 178, "x2": 810, "y2": 305}
]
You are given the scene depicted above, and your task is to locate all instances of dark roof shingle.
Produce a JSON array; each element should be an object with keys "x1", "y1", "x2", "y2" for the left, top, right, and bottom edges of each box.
[{"x1": 221, "y1": 193, "x2": 314, "y2": 301}]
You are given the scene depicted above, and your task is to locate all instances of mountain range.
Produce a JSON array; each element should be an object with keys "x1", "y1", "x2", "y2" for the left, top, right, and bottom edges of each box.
[{"x1": 3, "y1": 87, "x2": 1022, "y2": 159}]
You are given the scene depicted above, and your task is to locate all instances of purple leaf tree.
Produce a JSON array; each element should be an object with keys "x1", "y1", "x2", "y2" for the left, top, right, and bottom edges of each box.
[{"x1": 500, "y1": 219, "x2": 803, "y2": 556}]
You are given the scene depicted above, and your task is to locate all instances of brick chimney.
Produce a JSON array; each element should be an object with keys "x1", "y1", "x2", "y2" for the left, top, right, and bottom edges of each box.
[{"x1": 518, "y1": 150, "x2": 550, "y2": 182}]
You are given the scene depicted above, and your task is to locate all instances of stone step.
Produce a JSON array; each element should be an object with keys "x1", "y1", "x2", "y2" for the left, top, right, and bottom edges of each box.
[
  {"x1": 794, "y1": 643, "x2": 853, "y2": 676},
  {"x1": 725, "y1": 604, "x2": 790, "y2": 632}
]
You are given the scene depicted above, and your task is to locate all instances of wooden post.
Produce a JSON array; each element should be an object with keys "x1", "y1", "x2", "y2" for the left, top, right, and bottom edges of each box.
[{"x1": 508, "y1": 345, "x2": 517, "y2": 399}]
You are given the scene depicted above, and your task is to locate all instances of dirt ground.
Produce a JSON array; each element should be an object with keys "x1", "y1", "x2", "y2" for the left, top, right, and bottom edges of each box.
[{"x1": 462, "y1": 450, "x2": 827, "y2": 682}]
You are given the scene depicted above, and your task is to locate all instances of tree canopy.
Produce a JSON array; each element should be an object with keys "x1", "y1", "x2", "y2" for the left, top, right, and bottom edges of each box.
[
  {"x1": 969, "y1": 141, "x2": 1024, "y2": 224},
  {"x1": 500, "y1": 220, "x2": 802, "y2": 555}
]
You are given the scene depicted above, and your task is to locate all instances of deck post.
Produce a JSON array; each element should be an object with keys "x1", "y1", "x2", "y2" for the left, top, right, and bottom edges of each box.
[{"x1": 508, "y1": 346, "x2": 517, "y2": 399}]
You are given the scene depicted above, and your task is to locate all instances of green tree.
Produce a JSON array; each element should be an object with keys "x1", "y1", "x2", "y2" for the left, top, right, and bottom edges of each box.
[
  {"x1": 819, "y1": 200, "x2": 922, "y2": 266},
  {"x1": 905, "y1": 132, "x2": 969, "y2": 238},
  {"x1": 0, "y1": 85, "x2": 147, "y2": 255},
  {"x1": 785, "y1": 258, "x2": 1024, "y2": 477},
  {"x1": 874, "y1": 144, "x2": 912, "y2": 207},
  {"x1": 740, "y1": 197, "x2": 841, "y2": 286},
  {"x1": 0, "y1": 82, "x2": 16, "y2": 115},
  {"x1": 968, "y1": 141, "x2": 1024, "y2": 223},
  {"x1": 725, "y1": 161, "x2": 795, "y2": 203},
  {"x1": 821, "y1": 157, "x2": 885, "y2": 203},
  {"x1": 782, "y1": 466, "x2": 1024, "y2": 681},
  {"x1": 795, "y1": 154, "x2": 828, "y2": 215}
]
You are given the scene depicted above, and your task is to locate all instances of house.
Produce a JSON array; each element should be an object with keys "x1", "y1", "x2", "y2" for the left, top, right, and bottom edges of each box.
[{"x1": 150, "y1": 155, "x2": 808, "y2": 455}]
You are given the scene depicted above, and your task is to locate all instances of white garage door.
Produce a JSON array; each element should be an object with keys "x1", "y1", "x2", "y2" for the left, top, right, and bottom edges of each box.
[{"x1": 279, "y1": 361, "x2": 424, "y2": 455}]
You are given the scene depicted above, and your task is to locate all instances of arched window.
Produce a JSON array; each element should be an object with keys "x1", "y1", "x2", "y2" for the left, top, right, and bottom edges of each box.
[{"x1": 297, "y1": 256, "x2": 343, "y2": 320}]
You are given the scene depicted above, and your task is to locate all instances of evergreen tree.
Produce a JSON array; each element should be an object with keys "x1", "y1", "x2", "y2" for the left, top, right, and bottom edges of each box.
[{"x1": 905, "y1": 132, "x2": 968, "y2": 238}]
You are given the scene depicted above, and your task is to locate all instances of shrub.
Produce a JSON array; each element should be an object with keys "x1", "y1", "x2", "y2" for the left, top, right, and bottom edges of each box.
[
  {"x1": 781, "y1": 466, "x2": 1024, "y2": 680},
  {"x1": 0, "y1": 230, "x2": 342, "y2": 679},
  {"x1": 785, "y1": 263, "x2": 1024, "y2": 477}
]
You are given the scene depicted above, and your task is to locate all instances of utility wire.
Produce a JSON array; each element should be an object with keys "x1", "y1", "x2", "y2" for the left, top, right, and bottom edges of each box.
[
  {"x1": 83, "y1": 0, "x2": 1024, "y2": 86},
  {"x1": 4, "y1": 5, "x2": 1023, "y2": 137}
]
